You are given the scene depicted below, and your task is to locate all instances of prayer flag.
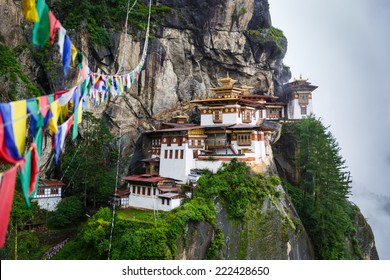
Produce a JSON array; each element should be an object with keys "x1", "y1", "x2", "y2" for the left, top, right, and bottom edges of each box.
[
  {"x1": 63, "y1": 35, "x2": 72, "y2": 75},
  {"x1": 11, "y1": 100, "x2": 27, "y2": 157},
  {"x1": 19, "y1": 144, "x2": 39, "y2": 207},
  {"x1": 71, "y1": 44, "x2": 77, "y2": 67},
  {"x1": 0, "y1": 110, "x2": 19, "y2": 164},
  {"x1": 22, "y1": 0, "x2": 39, "y2": 22},
  {"x1": 48, "y1": 100, "x2": 60, "y2": 133},
  {"x1": 32, "y1": 0, "x2": 50, "y2": 46},
  {"x1": 49, "y1": 11, "x2": 61, "y2": 44},
  {"x1": 57, "y1": 25, "x2": 66, "y2": 56},
  {"x1": 0, "y1": 165, "x2": 18, "y2": 248}
]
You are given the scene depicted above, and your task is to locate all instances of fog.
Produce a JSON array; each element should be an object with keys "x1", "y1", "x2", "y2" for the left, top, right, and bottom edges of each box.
[{"x1": 270, "y1": 0, "x2": 390, "y2": 259}]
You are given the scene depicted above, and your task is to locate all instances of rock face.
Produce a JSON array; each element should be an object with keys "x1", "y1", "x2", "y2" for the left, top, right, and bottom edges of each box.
[
  {"x1": 0, "y1": 0, "x2": 290, "y2": 175},
  {"x1": 215, "y1": 186, "x2": 314, "y2": 260},
  {"x1": 106, "y1": 0, "x2": 290, "y2": 173},
  {"x1": 349, "y1": 207, "x2": 379, "y2": 260}
]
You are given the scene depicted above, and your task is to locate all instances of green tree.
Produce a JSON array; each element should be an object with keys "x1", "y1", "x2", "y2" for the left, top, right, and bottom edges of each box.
[
  {"x1": 62, "y1": 112, "x2": 116, "y2": 209},
  {"x1": 287, "y1": 116, "x2": 355, "y2": 259},
  {"x1": 48, "y1": 196, "x2": 83, "y2": 229}
]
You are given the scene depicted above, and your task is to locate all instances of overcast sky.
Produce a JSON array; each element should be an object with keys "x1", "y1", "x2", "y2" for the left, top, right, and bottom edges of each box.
[{"x1": 269, "y1": 0, "x2": 390, "y2": 259}]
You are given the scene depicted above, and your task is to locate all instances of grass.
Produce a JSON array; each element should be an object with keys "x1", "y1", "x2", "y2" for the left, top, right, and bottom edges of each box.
[{"x1": 117, "y1": 208, "x2": 156, "y2": 223}]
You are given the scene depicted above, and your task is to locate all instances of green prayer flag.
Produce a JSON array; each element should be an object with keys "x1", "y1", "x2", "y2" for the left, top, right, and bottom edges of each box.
[
  {"x1": 19, "y1": 149, "x2": 32, "y2": 208},
  {"x1": 32, "y1": 0, "x2": 50, "y2": 46}
]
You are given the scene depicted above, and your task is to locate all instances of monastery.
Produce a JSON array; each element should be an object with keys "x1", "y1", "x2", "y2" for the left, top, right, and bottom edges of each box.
[{"x1": 116, "y1": 75, "x2": 317, "y2": 211}]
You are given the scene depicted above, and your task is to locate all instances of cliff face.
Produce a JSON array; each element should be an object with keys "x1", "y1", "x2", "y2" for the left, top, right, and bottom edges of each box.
[
  {"x1": 174, "y1": 185, "x2": 314, "y2": 260},
  {"x1": 0, "y1": 0, "x2": 290, "y2": 171},
  {"x1": 215, "y1": 186, "x2": 314, "y2": 260},
  {"x1": 92, "y1": 0, "x2": 290, "y2": 166}
]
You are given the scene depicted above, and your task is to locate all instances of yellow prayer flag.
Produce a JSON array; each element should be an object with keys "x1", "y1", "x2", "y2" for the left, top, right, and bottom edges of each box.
[
  {"x1": 48, "y1": 100, "x2": 60, "y2": 133},
  {"x1": 12, "y1": 100, "x2": 27, "y2": 156},
  {"x1": 22, "y1": 0, "x2": 39, "y2": 22},
  {"x1": 71, "y1": 44, "x2": 78, "y2": 67},
  {"x1": 77, "y1": 103, "x2": 83, "y2": 124}
]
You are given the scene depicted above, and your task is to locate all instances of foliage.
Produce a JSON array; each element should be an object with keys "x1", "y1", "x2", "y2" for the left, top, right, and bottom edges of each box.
[
  {"x1": 197, "y1": 159, "x2": 281, "y2": 219},
  {"x1": 0, "y1": 44, "x2": 41, "y2": 101},
  {"x1": 48, "y1": 161, "x2": 282, "y2": 260},
  {"x1": 283, "y1": 116, "x2": 360, "y2": 259},
  {"x1": 62, "y1": 112, "x2": 116, "y2": 209},
  {"x1": 246, "y1": 26, "x2": 287, "y2": 53},
  {"x1": 53, "y1": 0, "x2": 171, "y2": 47},
  {"x1": 48, "y1": 196, "x2": 84, "y2": 229}
]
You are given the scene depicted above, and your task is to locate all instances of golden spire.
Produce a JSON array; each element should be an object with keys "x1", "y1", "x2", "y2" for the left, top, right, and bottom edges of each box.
[{"x1": 219, "y1": 73, "x2": 237, "y2": 88}]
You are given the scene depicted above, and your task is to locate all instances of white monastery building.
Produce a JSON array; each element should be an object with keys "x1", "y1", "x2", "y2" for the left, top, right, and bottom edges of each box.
[
  {"x1": 118, "y1": 75, "x2": 317, "y2": 211},
  {"x1": 32, "y1": 179, "x2": 65, "y2": 211}
]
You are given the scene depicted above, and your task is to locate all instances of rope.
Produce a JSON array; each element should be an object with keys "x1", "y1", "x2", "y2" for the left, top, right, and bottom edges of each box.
[
  {"x1": 107, "y1": 0, "x2": 152, "y2": 259},
  {"x1": 60, "y1": 145, "x2": 80, "y2": 181},
  {"x1": 116, "y1": 0, "x2": 139, "y2": 74}
]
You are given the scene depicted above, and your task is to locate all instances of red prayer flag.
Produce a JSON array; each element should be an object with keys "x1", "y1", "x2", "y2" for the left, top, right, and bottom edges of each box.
[
  {"x1": 0, "y1": 165, "x2": 18, "y2": 248},
  {"x1": 49, "y1": 11, "x2": 61, "y2": 45}
]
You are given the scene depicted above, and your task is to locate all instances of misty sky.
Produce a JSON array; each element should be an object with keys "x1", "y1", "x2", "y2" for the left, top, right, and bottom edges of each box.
[{"x1": 269, "y1": 0, "x2": 390, "y2": 259}]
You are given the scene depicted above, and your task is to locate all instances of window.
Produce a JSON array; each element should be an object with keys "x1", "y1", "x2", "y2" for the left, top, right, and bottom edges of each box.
[
  {"x1": 175, "y1": 150, "x2": 178, "y2": 159},
  {"x1": 169, "y1": 150, "x2": 173, "y2": 159},
  {"x1": 37, "y1": 188, "x2": 44, "y2": 195},
  {"x1": 51, "y1": 188, "x2": 59, "y2": 195},
  {"x1": 142, "y1": 187, "x2": 146, "y2": 195},
  {"x1": 242, "y1": 110, "x2": 251, "y2": 123},
  {"x1": 301, "y1": 106, "x2": 307, "y2": 115},
  {"x1": 132, "y1": 186, "x2": 136, "y2": 193},
  {"x1": 212, "y1": 110, "x2": 222, "y2": 123},
  {"x1": 167, "y1": 199, "x2": 170, "y2": 206},
  {"x1": 137, "y1": 186, "x2": 141, "y2": 194},
  {"x1": 162, "y1": 198, "x2": 165, "y2": 205},
  {"x1": 237, "y1": 133, "x2": 252, "y2": 146},
  {"x1": 180, "y1": 150, "x2": 184, "y2": 159},
  {"x1": 193, "y1": 150, "x2": 199, "y2": 159},
  {"x1": 164, "y1": 150, "x2": 168, "y2": 159},
  {"x1": 153, "y1": 188, "x2": 156, "y2": 196},
  {"x1": 147, "y1": 188, "x2": 151, "y2": 196}
]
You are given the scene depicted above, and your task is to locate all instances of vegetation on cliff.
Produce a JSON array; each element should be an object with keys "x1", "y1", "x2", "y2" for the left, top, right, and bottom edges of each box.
[
  {"x1": 53, "y1": 0, "x2": 171, "y2": 47},
  {"x1": 49, "y1": 160, "x2": 281, "y2": 260},
  {"x1": 0, "y1": 44, "x2": 41, "y2": 101},
  {"x1": 281, "y1": 117, "x2": 363, "y2": 259}
]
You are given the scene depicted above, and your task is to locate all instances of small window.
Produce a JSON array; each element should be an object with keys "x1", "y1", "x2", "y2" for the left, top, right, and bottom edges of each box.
[
  {"x1": 147, "y1": 188, "x2": 151, "y2": 196},
  {"x1": 301, "y1": 106, "x2": 307, "y2": 115},
  {"x1": 212, "y1": 110, "x2": 222, "y2": 123},
  {"x1": 169, "y1": 150, "x2": 173, "y2": 159},
  {"x1": 51, "y1": 188, "x2": 59, "y2": 195},
  {"x1": 37, "y1": 188, "x2": 45, "y2": 195},
  {"x1": 164, "y1": 150, "x2": 168, "y2": 159},
  {"x1": 175, "y1": 150, "x2": 178, "y2": 159},
  {"x1": 242, "y1": 110, "x2": 251, "y2": 123},
  {"x1": 180, "y1": 150, "x2": 184, "y2": 159}
]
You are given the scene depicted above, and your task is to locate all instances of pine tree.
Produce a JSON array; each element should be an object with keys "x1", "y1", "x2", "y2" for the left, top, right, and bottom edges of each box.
[{"x1": 289, "y1": 116, "x2": 353, "y2": 259}]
